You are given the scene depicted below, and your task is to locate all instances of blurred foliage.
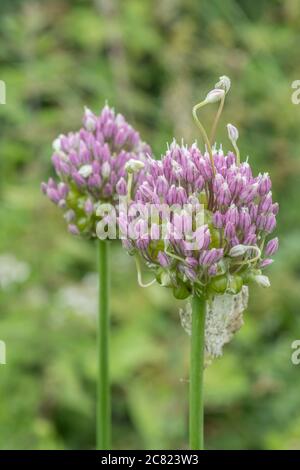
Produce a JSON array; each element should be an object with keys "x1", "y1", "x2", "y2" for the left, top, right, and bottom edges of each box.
[{"x1": 0, "y1": 0, "x2": 300, "y2": 450}]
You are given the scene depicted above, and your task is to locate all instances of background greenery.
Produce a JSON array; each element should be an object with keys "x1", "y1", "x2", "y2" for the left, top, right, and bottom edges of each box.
[{"x1": 0, "y1": 0, "x2": 300, "y2": 450}]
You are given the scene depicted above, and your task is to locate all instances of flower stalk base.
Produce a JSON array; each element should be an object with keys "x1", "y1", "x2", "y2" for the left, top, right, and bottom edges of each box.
[
  {"x1": 97, "y1": 240, "x2": 111, "y2": 450},
  {"x1": 189, "y1": 294, "x2": 206, "y2": 450}
]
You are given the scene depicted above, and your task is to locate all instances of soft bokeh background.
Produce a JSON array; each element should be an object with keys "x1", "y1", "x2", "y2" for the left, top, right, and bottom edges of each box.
[{"x1": 0, "y1": 0, "x2": 300, "y2": 450}]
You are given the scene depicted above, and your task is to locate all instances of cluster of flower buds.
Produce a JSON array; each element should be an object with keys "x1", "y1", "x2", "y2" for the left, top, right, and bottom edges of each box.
[
  {"x1": 121, "y1": 118, "x2": 278, "y2": 300},
  {"x1": 41, "y1": 106, "x2": 150, "y2": 236}
]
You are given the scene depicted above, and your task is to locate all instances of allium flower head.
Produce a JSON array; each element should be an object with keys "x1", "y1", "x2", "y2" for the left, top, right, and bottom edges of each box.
[
  {"x1": 121, "y1": 78, "x2": 279, "y2": 301},
  {"x1": 42, "y1": 105, "x2": 150, "y2": 237}
]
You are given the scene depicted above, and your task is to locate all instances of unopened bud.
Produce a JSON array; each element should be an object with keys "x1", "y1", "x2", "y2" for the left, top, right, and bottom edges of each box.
[
  {"x1": 78, "y1": 164, "x2": 93, "y2": 178},
  {"x1": 204, "y1": 88, "x2": 225, "y2": 104},
  {"x1": 125, "y1": 159, "x2": 145, "y2": 174},
  {"x1": 83, "y1": 107, "x2": 97, "y2": 132},
  {"x1": 215, "y1": 75, "x2": 231, "y2": 94},
  {"x1": 229, "y1": 244, "x2": 249, "y2": 257},
  {"x1": 227, "y1": 123, "x2": 239, "y2": 143},
  {"x1": 101, "y1": 161, "x2": 111, "y2": 179},
  {"x1": 254, "y1": 274, "x2": 270, "y2": 288},
  {"x1": 52, "y1": 135, "x2": 63, "y2": 152}
]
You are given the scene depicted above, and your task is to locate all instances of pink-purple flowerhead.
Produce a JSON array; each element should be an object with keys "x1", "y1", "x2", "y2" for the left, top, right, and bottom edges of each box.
[
  {"x1": 121, "y1": 139, "x2": 279, "y2": 300},
  {"x1": 41, "y1": 105, "x2": 151, "y2": 237}
]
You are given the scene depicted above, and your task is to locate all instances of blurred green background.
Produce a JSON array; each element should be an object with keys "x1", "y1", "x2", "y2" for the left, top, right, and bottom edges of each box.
[{"x1": 0, "y1": 0, "x2": 300, "y2": 450}]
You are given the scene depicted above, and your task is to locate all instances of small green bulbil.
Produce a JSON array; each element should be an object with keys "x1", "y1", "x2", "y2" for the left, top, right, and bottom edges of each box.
[
  {"x1": 173, "y1": 282, "x2": 190, "y2": 300},
  {"x1": 209, "y1": 274, "x2": 228, "y2": 294}
]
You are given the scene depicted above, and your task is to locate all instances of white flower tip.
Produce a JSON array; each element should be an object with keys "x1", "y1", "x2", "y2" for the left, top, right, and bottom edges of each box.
[
  {"x1": 78, "y1": 164, "x2": 93, "y2": 178},
  {"x1": 254, "y1": 274, "x2": 271, "y2": 288},
  {"x1": 204, "y1": 88, "x2": 225, "y2": 104},
  {"x1": 215, "y1": 75, "x2": 231, "y2": 94},
  {"x1": 229, "y1": 244, "x2": 249, "y2": 257},
  {"x1": 125, "y1": 159, "x2": 145, "y2": 174},
  {"x1": 52, "y1": 135, "x2": 63, "y2": 152},
  {"x1": 101, "y1": 161, "x2": 111, "y2": 179},
  {"x1": 227, "y1": 123, "x2": 239, "y2": 142}
]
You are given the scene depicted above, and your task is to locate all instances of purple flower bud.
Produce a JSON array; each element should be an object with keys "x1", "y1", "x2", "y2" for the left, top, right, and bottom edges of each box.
[
  {"x1": 194, "y1": 175, "x2": 205, "y2": 191},
  {"x1": 249, "y1": 203, "x2": 258, "y2": 222},
  {"x1": 41, "y1": 182, "x2": 47, "y2": 194},
  {"x1": 115, "y1": 128, "x2": 128, "y2": 147},
  {"x1": 213, "y1": 211, "x2": 223, "y2": 229},
  {"x1": 166, "y1": 185, "x2": 177, "y2": 205},
  {"x1": 182, "y1": 266, "x2": 197, "y2": 282},
  {"x1": 239, "y1": 209, "x2": 251, "y2": 232},
  {"x1": 156, "y1": 176, "x2": 169, "y2": 197},
  {"x1": 208, "y1": 264, "x2": 217, "y2": 276},
  {"x1": 88, "y1": 174, "x2": 102, "y2": 188},
  {"x1": 265, "y1": 237, "x2": 278, "y2": 256},
  {"x1": 224, "y1": 222, "x2": 235, "y2": 240},
  {"x1": 228, "y1": 174, "x2": 245, "y2": 196},
  {"x1": 157, "y1": 251, "x2": 170, "y2": 268},
  {"x1": 230, "y1": 236, "x2": 240, "y2": 247},
  {"x1": 227, "y1": 123, "x2": 239, "y2": 142},
  {"x1": 84, "y1": 199, "x2": 94, "y2": 214},
  {"x1": 226, "y1": 151, "x2": 236, "y2": 167},
  {"x1": 176, "y1": 186, "x2": 187, "y2": 205},
  {"x1": 272, "y1": 202, "x2": 279, "y2": 215},
  {"x1": 92, "y1": 160, "x2": 101, "y2": 174},
  {"x1": 260, "y1": 258, "x2": 274, "y2": 268},
  {"x1": 136, "y1": 238, "x2": 150, "y2": 251},
  {"x1": 258, "y1": 173, "x2": 272, "y2": 196},
  {"x1": 72, "y1": 171, "x2": 86, "y2": 187},
  {"x1": 68, "y1": 224, "x2": 80, "y2": 235},
  {"x1": 83, "y1": 107, "x2": 97, "y2": 132},
  {"x1": 47, "y1": 188, "x2": 60, "y2": 204},
  {"x1": 240, "y1": 183, "x2": 258, "y2": 204},
  {"x1": 259, "y1": 191, "x2": 273, "y2": 213},
  {"x1": 58, "y1": 182, "x2": 69, "y2": 199},
  {"x1": 64, "y1": 210, "x2": 75, "y2": 223},
  {"x1": 116, "y1": 177, "x2": 127, "y2": 196},
  {"x1": 198, "y1": 157, "x2": 213, "y2": 180},
  {"x1": 103, "y1": 183, "x2": 113, "y2": 198},
  {"x1": 139, "y1": 182, "x2": 154, "y2": 200},
  {"x1": 243, "y1": 232, "x2": 257, "y2": 245},
  {"x1": 217, "y1": 182, "x2": 231, "y2": 205},
  {"x1": 186, "y1": 257, "x2": 198, "y2": 268},
  {"x1": 199, "y1": 248, "x2": 223, "y2": 266},
  {"x1": 225, "y1": 205, "x2": 239, "y2": 226},
  {"x1": 264, "y1": 213, "x2": 276, "y2": 233},
  {"x1": 194, "y1": 225, "x2": 211, "y2": 250}
]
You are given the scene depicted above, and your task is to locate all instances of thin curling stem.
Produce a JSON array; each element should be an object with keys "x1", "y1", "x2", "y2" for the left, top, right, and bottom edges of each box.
[
  {"x1": 135, "y1": 254, "x2": 156, "y2": 288},
  {"x1": 192, "y1": 102, "x2": 216, "y2": 175},
  {"x1": 232, "y1": 141, "x2": 241, "y2": 166},
  {"x1": 189, "y1": 294, "x2": 206, "y2": 450},
  {"x1": 210, "y1": 93, "x2": 225, "y2": 145}
]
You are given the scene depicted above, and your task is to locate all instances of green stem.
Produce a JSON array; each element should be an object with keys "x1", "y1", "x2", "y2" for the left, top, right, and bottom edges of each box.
[
  {"x1": 210, "y1": 93, "x2": 225, "y2": 145},
  {"x1": 189, "y1": 294, "x2": 206, "y2": 450},
  {"x1": 192, "y1": 102, "x2": 216, "y2": 175},
  {"x1": 97, "y1": 240, "x2": 111, "y2": 449}
]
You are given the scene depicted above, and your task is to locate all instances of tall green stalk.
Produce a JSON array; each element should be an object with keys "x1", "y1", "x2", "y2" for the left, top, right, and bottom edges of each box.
[
  {"x1": 97, "y1": 240, "x2": 111, "y2": 449},
  {"x1": 189, "y1": 294, "x2": 206, "y2": 450}
]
